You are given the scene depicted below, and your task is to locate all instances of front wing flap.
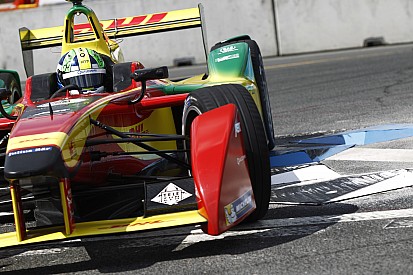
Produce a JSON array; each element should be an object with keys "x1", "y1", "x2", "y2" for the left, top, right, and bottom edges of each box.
[
  {"x1": 191, "y1": 104, "x2": 256, "y2": 235},
  {"x1": 0, "y1": 210, "x2": 206, "y2": 249}
]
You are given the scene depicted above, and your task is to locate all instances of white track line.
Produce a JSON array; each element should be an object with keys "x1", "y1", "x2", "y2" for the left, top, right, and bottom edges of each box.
[
  {"x1": 326, "y1": 170, "x2": 413, "y2": 202},
  {"x1": 251, "y1": 207, "x2": 413, "y2": 228},
  {"x1": 174, "y1": 208, "x2": 413, "y2": 246},
  {"x1": 91, "y1": 208, "x2": 413, "y2": 245},
  {"x1": 327, "y1": 148, "x2": 413, "y2": 162},
  {"x1": 8, "y1": 208, "x2": 413, "y2": 254},
  {"x1": 272, "y1": 165, "x2": 340, "y2": 185}
]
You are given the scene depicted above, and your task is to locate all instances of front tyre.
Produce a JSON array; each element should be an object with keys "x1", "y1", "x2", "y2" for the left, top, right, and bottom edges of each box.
[
  {"x1": 246, "y1": 40, "x2": 276, "y2": 150},
  {"x1": 211, "y1": 38, "x2": 276, "y2": 150},
  {"x1": 183, "y1": 84, "x2": 271, "y2": 222}
]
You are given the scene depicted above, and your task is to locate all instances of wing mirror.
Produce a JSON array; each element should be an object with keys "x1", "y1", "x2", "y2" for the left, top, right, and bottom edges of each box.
[
  {"x1": 0, "y1": 88, "x2": 17, "y2": 120},
  {"x1": 130, "y1": 66, "x2": 169, "y2": 82},
  {"x1": 129, "y1": 66, "x2": 169, "y2": 104}
]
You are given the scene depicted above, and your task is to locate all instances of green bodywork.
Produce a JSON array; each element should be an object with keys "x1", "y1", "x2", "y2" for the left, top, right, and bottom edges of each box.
[
  {"x1": 160, "y1": 41, "x2": 262, "y2": 113},
  {"x1": 163, "y1": 42, "x2": 254, "y2": 95},
  {"x1": 208, "y1": 42, "x2": 254, "y2": 81}
]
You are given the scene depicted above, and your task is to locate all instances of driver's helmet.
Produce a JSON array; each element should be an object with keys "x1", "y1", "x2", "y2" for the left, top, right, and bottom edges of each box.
[{"x1": 56, "y1": 48, "x2": 106, "y2": 90}]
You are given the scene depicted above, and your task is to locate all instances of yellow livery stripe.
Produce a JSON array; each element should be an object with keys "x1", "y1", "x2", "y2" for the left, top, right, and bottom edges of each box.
[
  {"x1": 0, "y1": 210, "x2": 207, "y2": 248},
  {"x1": 112, "y1": 107, "x2": 177, "y2": 160},
  {"x1": 7, "y1": 132, "x2": 68, "y2": 153}
]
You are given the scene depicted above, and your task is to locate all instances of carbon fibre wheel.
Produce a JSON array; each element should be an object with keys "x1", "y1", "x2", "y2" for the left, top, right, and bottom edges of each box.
[{"x1": 183, "y1": 84, "x2": 271, "y2": 222}]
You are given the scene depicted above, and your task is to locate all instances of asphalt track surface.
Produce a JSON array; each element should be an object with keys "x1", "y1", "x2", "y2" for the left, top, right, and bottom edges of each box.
[{"x1": 1, "y1": 44, "x2": 413, "y2": 274}]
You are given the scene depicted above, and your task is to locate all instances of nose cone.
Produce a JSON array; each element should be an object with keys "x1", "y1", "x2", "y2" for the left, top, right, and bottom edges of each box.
[
  {"x1": 4, "y1": 146, "x2": 66, "y2": 180},
  {"x1": 4, "y1": 131, "x2": 69, "y2": 180}
]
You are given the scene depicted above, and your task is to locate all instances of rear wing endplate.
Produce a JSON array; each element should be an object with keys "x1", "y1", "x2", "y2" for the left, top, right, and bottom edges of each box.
[{"x1": 19, "y1": 4, "x2": 208, "y2": 77}]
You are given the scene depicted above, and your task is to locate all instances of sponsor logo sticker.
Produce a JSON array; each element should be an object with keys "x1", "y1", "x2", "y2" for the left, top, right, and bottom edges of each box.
[
  {"x1": 37, "y1": 98, "x2": 89, "y2": 108},
  {"x1": 69, "y1": 141, "x2": 76, "y2": 158},
  {"x1": 235, "y1": 122, "x2": 241, "y2": 137},
  {"x1": 8, "y1": 146, "x2": 53, "y2": 157},
  {"x1": 215, "y1": 53, "x2": 240, "y2": 63},
  {"x1": 224, "y1": 190, "x2": 254, "y2": 225},
  {"x1": 237, "y1": 155, "x2": 246, "y2": 165},
  {"x1": 151, "y1": 183, "x2": 192, "y2": 206},
  {"x1": 219, "y1": 45, "x2": 238, "y2": 54},
  {"x1": 98, "y1": 220, "x2": 167, "y2": 230}
]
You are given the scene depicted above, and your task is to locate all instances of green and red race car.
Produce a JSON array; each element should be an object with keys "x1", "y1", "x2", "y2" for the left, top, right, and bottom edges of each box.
[
  {"x1": 0, "y1": 0, "x2": 275, "y2": 248},
  {"x1": 0, "y1": 0, "x2": 38, "y2": 11}
]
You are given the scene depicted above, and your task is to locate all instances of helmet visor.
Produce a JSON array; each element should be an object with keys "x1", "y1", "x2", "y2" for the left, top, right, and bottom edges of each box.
[{"x1": 63, "y1": 69, "x2": 106, "y2": 89}]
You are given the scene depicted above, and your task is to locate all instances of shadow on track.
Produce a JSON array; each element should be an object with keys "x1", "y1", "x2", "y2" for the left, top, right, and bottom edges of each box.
[{"x1": 0, "y1": 203, "x2": 358, "y2": 274}]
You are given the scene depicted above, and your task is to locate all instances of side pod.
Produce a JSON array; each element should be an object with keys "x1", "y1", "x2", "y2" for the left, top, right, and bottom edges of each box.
[{"x1": 191, "y1": 104, "x2": 256, "y2": 235}]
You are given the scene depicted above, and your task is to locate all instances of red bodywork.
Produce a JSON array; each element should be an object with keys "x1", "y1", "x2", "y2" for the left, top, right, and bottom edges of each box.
[
  {"x1": 0, "y1": 0, "x2": 38, "y2": 11},
  {"x1": 7, "y1": 62, "x2": 184, "y2": 184}
]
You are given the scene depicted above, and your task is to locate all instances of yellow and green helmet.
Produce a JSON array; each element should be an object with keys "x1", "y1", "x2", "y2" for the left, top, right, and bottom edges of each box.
[{"x1": 57, "y1": 47, "x2": 106, "y2": 89}]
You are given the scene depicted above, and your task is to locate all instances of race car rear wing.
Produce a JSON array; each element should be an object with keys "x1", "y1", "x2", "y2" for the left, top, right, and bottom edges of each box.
[{"x1": 19, "y1": 4, "x2": 208, "y2": 77}]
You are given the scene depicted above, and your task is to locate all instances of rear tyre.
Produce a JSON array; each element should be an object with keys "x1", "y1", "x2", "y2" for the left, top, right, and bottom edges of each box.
[
  {"x1": 183, "y1": 84, "x2": 271, "y2": 222},
  {"x1": 0, "y1": 73, "x2": 22, "y2": 104}
]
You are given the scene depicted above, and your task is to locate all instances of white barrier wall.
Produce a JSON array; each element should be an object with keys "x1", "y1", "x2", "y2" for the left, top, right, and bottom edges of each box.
[
  {"x1": 275, "y1": 0, "x2": 413, "y2": 54},
  {"x1": 0, "y1": 0, "x2": 413, "y2": 80}
]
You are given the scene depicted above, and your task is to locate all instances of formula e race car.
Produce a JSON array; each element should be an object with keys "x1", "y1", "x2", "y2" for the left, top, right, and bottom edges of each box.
[
  {"x1": 0, "y1": 0, "x2": 275, "y2": 248},
  {"x1": 0, "y1": 0, "x2": 38, "y2": 12}
]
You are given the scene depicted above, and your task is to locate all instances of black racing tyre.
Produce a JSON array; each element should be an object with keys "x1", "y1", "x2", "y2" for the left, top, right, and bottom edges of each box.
[
  {"x1": 211, "y1": 39, "x2": 275, "y2": 150},
  {"x1": 182, "y1": 84, "x2": 271, "y2": 222},
  {"x1": 246, "y1": 40, "x2": 275, "y2": 150},
  {"x1": 0, "y1": 73, "x2": 22, "y2": 104}
]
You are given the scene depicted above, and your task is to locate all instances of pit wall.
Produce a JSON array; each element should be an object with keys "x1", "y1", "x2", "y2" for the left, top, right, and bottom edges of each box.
[{"x1": 0, "y1": 0, "x2": 412, "y2": 79}]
